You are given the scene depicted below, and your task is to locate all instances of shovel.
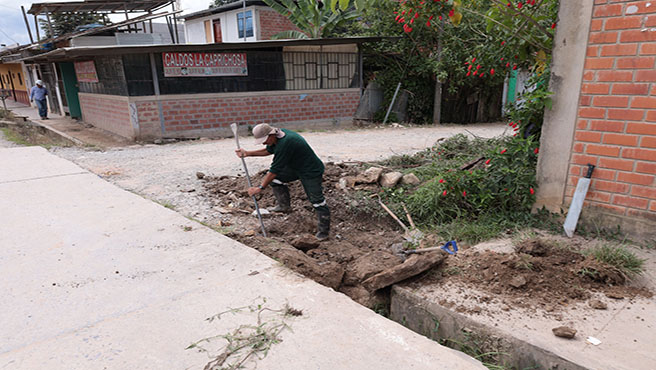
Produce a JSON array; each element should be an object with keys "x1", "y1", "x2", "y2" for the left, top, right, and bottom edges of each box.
[
  {"x1": 231, "y1": 123, "x2": 267, "y2": 237},
  {"x1": 377, "y1": 196, "x2": 423, "y2": 244}
]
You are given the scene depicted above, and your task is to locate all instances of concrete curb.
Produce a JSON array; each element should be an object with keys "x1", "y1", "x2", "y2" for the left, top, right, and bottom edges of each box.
[{"x1": 390, "y1": 285, "x2": 587, "y2": 370}]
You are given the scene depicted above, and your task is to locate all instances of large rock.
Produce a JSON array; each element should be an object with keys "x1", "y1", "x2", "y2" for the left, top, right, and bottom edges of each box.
[
  {"x1": 343, "y1": 251, "x2": 402, "y2": 286},
  {"x1": 276, "y1": 245, "x2": 344, "y2": 289},
  {"x1": 337, "y1": 176, "x2": 357, "y2": 189},
  {"x1": 552, "y1": 326, "x2": 577, "y2": 339},
  {"x1": 356, "y1": 167, "x2": 384, "y2": 184},
  {"x1": 363, "y1": 251, "x2": 446, "y2": 291},
  {"x1": 290, "y1": 234, "x2": 320, "y2": 252},
  {"x1": 380, "y1": 172, "x2": 403, "y2": 188},
  {"x1": 401, "y1": 173, "x2": 421, "y2": 185}
]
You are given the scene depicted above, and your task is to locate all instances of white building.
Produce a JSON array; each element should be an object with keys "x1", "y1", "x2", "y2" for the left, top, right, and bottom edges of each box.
[{"x1": 182, "y1": 0, "x2": 299, "y2": 43}]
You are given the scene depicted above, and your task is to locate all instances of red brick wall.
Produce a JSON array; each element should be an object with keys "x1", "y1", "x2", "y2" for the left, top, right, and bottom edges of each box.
[
  {"x1": 259, "y1": 9, "x2": 302, "y2": 40},
  {"x1": 567, "y1": 0, "x2": 656, "y2": 222},
  {"x1": 159, "y1": 90, "x2": 359, "y2": 134},
  {"x1": 79, "y1": 93, "x2": 134, "y2": 139},
  {"x1": 134, "y1": 101, "x2": 161, "y2": 140}
]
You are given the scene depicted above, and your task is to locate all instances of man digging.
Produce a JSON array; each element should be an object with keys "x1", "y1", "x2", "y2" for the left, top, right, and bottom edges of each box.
[{"x1": 235, "y1": 123, "x2": 330, "y2": 240}]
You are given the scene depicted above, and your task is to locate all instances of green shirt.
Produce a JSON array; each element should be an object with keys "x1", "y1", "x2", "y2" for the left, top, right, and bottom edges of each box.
[{"x1": 266, "y1": 129, "x2": 324, "y2": 178}]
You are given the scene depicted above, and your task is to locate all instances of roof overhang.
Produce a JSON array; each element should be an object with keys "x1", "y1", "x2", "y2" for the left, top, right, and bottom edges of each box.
[
  {"x1": 28, "y1": 0, "x2": 174, "y2": 15},
  {"x1": 181, "y1": 0, "x2": 265, "y2": 21},
  {"x1": 19, "y1": 37, "x2": 393, "y2": 62}
]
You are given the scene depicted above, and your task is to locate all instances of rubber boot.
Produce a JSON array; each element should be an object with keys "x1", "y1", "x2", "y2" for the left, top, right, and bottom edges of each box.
[
  {"x1": 315, "y1": 207, "x2": 330, "y2": 241},
  {"x1": 271, "y1": 185, "x2": 292, "y2": 213}
]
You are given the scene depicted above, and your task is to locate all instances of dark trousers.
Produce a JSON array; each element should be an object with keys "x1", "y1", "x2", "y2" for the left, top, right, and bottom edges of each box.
[
  {"x1": 35, "y1": 99, "x2": 47, "y2": 118},
  {"x1": 271, "y1": 168, "x2": 327, "y2": 212}
]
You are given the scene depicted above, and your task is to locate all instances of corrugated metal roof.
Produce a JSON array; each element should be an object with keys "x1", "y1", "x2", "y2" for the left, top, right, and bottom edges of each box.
[{"x1": 28, "y1": 0, "x2": 174, "y2": 15}]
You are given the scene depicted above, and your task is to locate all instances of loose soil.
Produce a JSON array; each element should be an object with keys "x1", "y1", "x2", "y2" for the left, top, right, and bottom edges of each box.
[
  {"x1": 406, "y1": 238, "x2": 652, "y2": 314},
  {"x1": 202, "y1": 162, "x2": 406, "y2": 306},
  {"x1": 201, "y1": 164, "x2": 652, "y2": 309}
]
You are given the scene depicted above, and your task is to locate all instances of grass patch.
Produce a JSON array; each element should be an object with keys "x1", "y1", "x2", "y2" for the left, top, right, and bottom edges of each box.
[
  {"x1": 1, "y1": 127, "x2": 31, "y2": 146},
  {"x1": 585, "y1": 244, "x2": 645, "y2": 278}
]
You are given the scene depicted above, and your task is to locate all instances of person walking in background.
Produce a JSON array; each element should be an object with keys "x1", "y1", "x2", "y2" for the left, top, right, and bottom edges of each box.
[{"x1": 29, "y1": 80, "x2": 48, "y2": 120}]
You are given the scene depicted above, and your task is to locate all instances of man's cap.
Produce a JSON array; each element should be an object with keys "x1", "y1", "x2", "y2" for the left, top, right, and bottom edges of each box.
[
  {"x1": 253, "y1": 123, "x2": 277, "y2": 144},
  {"x1": 36, "y1": 80, "x2": 43, "y2": 85}
]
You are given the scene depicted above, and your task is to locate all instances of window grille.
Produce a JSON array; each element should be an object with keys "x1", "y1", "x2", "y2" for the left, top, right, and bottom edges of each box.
[{"x1": 283, "y1": 52, "x2": 357, "y2": 90}]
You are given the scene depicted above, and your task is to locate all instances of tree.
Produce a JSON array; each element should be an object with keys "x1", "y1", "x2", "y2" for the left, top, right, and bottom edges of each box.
[
  {"x1": 39, "y1": 12, "x2": 108, "y2": 39},
  {"x1": 209, "y1": 0, "x2": 241, "y2": 8},
  {"x1": 261, "y1": 0, "x2": 359, "y2": 39}
]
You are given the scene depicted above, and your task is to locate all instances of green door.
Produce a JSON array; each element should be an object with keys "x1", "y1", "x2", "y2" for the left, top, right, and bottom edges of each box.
[{"x1": 59, "y1": 62, "x2": 82, "y2": 119}]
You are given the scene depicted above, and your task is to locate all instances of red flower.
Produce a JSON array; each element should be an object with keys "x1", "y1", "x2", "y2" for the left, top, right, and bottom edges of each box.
[
  {"x1": 410, "y1": 18, "x2": 414, "y2": 24},
  {"x1": 439, "y1": 179, "x2": 445, "y2": 183},
  {"x1": 449, "y1": 9, "x2": 454, "y2": 16},
  {"x1": 438, "y1": 15, "x2": 442, "y2": 20},
  {"x1": 428, "y1": 15, "x2": 434, "y2": 20},
  {"x1": 530, "y1": 188, "x2": 535, "y2": 195},
  {"x1": 501, "y1": 41, "x2": 506, "y2": 46},
  {"x1": 442, "y1": 190, "x2": 447, "y2": 196},
  {"x1": 552, "y1": 23, "x2": 556, "y2": 29},
  {"x1": 508, "y1": 122, "x2": 513, "y2": 126},
  {"x1": 513, "y1": 64, "x2": 518, "y2": 70},
  {"x1": 466, "y1": 71, "x2": 471, "y2": 76},
  {"x1": 518, "y1": 2, "x2": 523, "y2": 9},
  {"x1": 500, "y1": 149, "x2": 507, "y2": 154},
  {"x1": 472, "y1": 57, "x2": 476, "y2": 63},
  {"x1": 395, "y1": 15, "x2": 401, "y2": 21},
  {"x1": 485, "y1": 159, "x2": 491, "y2": 165},
  {"x1": 534, "y1": 148, "x2": 539, "y2": 154},
  {"x1": 506, "y1": 62, "x2": 510, "y2": 68},
  {"x1": 468, "y1": 64, "x2": 472, "y2": 71},
  {"x1": 479, "y1": 73, "x2": 485, "y2": 78},
  {"x1": 401, "y1": 10, "x2": 406, "y2": 15},
  {"x1": 414, "y1": 12, "x2": 419, "y2": 18},
  {"x1": 426, "y1": 20, "x2": 431, "y2": 27},
  {"x1": 462, "y1": 191, "x2": 467, "y2": 197},
  {"x1": 507, "y1": 2, "x2": 511, "y2": 7},
  {"x1": 476, "y1": 64, "x2": 481, "y2": 69},
  {"x1": 490, "y1": 68, "x2": 495, "y2": 75}
]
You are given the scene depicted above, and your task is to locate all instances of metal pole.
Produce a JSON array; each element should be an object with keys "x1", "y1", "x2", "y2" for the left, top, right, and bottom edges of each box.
[
  {"x1": 357, "y1": 44, "x2": 363, "y2": 96},
  {"x1": 230, "y1": 123, "x2": 267, "y2": 237},
  {"x1": 383, "y1": 82, "x2": 401, "y2": 124},
  {"x1": 242, "y1": 0, "x2": 247, "y2": 41},
  {"x1": 34, "y1": 15, "x2": 40, "y2": 41},
  {"x1": 21, "y1": 6, "x2": 34, "y2": 44},
  {"x1": 45, "y1": 10, "x2": 55, "y2": 39},
  {"x1": 172, "y1": 2, "x2": 179, "y2": 44}
]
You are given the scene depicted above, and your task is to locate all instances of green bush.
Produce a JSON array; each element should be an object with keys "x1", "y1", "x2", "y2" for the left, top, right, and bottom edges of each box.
[{"x1": 406, "y1": 135, "x2": 538, "y2": 225}]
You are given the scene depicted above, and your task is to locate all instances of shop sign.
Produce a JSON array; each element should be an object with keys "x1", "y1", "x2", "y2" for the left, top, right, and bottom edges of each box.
[
  {"x1": 74, "y1": 61, "x2": 99, "y2": 83},
  {"x1": 163, "y1": 52, "x2": 248, "y2": 77}
]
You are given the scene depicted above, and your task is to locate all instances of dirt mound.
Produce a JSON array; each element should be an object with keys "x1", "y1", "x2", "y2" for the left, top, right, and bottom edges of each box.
[{"x1": 410, "y1": 240, "x2": 651, "y2": 311}]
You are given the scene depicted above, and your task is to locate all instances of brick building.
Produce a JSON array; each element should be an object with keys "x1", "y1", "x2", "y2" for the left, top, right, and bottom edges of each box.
[
  {"x1": 183, "y1": 0, "x2": 301, "y2": 43},
  {"x1": 21, "y1": 38, "x2": 376, "y2": 141},
  {"x1": 537, "y1": 0, "x2": 656, "y2": 240}
]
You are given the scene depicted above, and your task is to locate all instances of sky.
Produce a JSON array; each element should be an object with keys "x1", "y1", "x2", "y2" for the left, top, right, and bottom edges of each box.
[{"x1": 0, "y1": 0, "x2": 212, "y2": 46}]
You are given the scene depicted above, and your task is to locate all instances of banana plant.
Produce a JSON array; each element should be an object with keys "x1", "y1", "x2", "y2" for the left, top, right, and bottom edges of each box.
[{"x1": 262, "y1": 0, "x2": 360, "y2": 39}]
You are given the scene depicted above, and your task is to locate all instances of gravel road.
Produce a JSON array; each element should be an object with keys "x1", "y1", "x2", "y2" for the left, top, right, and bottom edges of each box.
[{"x1": 53, "y1": 123, "x2": 507, "y2": 222}]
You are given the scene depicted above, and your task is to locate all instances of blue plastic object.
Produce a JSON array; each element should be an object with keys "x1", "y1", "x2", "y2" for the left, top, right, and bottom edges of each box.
[{"x1": 441, "y1": 240, "x2": 458, "y2": 255}]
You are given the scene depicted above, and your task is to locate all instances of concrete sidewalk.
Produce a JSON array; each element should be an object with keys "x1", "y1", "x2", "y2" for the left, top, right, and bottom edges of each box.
[{"x1": 0, "y1": 146, "x2": 484, "y2": 369}]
